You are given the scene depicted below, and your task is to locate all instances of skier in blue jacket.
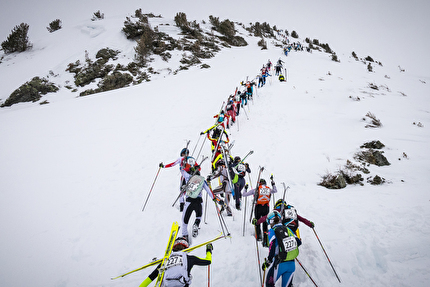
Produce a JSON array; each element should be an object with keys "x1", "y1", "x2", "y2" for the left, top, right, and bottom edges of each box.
[{"x1": 262, "y1": 210, "x2": 302, "y2": 287}]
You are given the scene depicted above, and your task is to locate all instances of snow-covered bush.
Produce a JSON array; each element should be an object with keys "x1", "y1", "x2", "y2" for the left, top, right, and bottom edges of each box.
[
  {"x1": 47, "y1": 19, "x2": 62, "y2": 33},
  {"x1": 1, "y1": 23, "x2": 32, "y2": 54},
  {"x1": 1, "y1": 77, "x2": 58, "y2": 107}
]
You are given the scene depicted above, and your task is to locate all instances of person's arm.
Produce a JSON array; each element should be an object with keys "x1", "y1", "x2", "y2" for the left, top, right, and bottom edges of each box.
[
  {"x1": 297, "y1": 214, "x2": 314, "y2": 228},
  {"x1": 242, "y1": 187, "x2": 255, "y2": 197},
  {"x1": 187, "y1": 245, "x2": 213, "y2": 272},
  {"x1": 270, "y1": 184, "x2": 278, "y2": 194},
  {"x1": 139, "y1": 263, "x2": 161, "y2": 287},
  {"x1": 164, "y1": 157, "x2": 182, "y2": 168},
  {"x1": 203, "y1": 181, "x2": 215, "y2": 200}
]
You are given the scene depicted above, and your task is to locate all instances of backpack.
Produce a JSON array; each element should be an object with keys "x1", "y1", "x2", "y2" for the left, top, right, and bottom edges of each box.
[
  {"x1": 274, "y1": 225, "x2": 299, "y2": 261},
  {"x1": 185, "y1": 175, "x2": 205, "y2": 198}
]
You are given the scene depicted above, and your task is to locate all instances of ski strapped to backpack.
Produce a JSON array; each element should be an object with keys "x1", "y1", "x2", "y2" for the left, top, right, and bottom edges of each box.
[
  {"x1": 249, "y1": 166, "x2": 264, "y2": 222},
  {"x1": 111, "y1": 233, "x2": 226, "y2": 280},
  {"x1": 155, "y1": 222, "x2": 180, "y2": 287},
  {"x1": 280, "y1": 183, "x2": 290, "y2": 220}
]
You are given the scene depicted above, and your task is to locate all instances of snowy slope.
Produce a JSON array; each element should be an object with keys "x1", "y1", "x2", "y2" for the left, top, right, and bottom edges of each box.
[{"x1": 1, "y1": 2, "x2": 430, "y2": 287}]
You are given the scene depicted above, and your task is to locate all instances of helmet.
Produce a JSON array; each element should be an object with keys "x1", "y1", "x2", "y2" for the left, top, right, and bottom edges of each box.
[
  {"x1": 234, "y1": 156, "x2": 241, "y2": 162},
  {"x1": 274, "y1": 199, "x2": 287, "y2": 210},
  {"x1": 259, "y1": 178, "x2": 266, "y2": 185},
  {"x1": 180, "y1": 148, "x2": 189, "y2": 157},
  {"x1": 172, "y1": 237, "x2": 189, "y2": 251},
  {"x1": 216, "y1": 125, "x2": 223, "y2": 131},
  {"x1": 266, "y1": 210, "x2": 281, "y2": 225}
]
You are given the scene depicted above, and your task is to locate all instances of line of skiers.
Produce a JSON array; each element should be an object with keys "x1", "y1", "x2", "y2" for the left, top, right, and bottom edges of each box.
[{"x1": 143, "y1": 59, "x2": 316, "y2": 287}]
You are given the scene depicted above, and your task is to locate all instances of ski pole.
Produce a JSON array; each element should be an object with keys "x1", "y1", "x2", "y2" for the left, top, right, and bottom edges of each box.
[
  {"x1": 262, "y1": 258, "x2": 267, "y2": 287},
  {"x1": 242, "y1": 195, "x2": 247, "y2": 237},
  {"x1": 242, "y1": 104, "x2": 249, "y2": 120},
  {"x1": 243, "y1": 173, "x2": 253, "y2": 236},
  {"x1": 270, "y1": 174, "x2": 275, "y2": 207},
  {"x1": 141, "y1": 165, "x2": 162, "y2": 212},
  {"x1": 254, "y1": 225, "x2": 263, "y2": 287},
  {"x1": 204, "y1": 191, "x2": 209, "y2": 224},
  {"x1": 312, "y1": 228, "x2": 341, "y2": 283},
  {"x1": 191, "y1": 133, "x2": 202, "y2": 157},
  {"x1": 295, "y1": 258, "x2": 319, "y2": 287},
  {"x1": 208, "y1": 265, "x2": 210, "y2": 287}
]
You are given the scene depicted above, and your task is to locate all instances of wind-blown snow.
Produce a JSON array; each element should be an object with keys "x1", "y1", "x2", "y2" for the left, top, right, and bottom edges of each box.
[{"x1": 1, "y1": 2, "x2": 430, "y2": 287}]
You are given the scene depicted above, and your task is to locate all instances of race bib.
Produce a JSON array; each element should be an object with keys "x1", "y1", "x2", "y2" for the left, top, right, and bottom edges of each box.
[
  {"x1": 259, "y1": 187, "x2": 271, "y2": 195},
  {"x1": 282, "y1": 236, "x2": 297, "y2": 252},
  {"x1": 165, "y1": 254, "x2": 184, "y2": 269}
]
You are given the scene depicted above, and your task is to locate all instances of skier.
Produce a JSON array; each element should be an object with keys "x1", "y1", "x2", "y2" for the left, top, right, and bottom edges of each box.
[
  {"x1": 181, "y1": 170, "x2": 215, "y2": 239},
  {"x1": 257, "y1": 73, "x2": 264, "y2": 88},
  {"x1": 245, "y1": 81, "x2": 255, "y2": 101},
  {"x1": 230, "y1": 156, "x2": 251, "y2": 210},
  {"x1": 207, "y1": 159, "x2": 233, "y2": 216},
  {"x1": 243, "y1": 178, "x2": 277, "y2": 246},
  {"x1": 213, "y1": 110, "x2": 227, "y2": 129},
  {"x1": 139, "y1": 237, "x2": 214, "y2": 287},
  {"x1": 160, "y1": 148, "x2": 199, "y2": 212},
  {"x1": 262, "y1": 210, "x2": 301, "y2": 287},
  {"x1": 202, "y1": 124, "x2": 229, "y2": 151},
  {"x1": 261, "y1": 66, "x2": 271, "y2": 86},
  {"x1": 253, "y1": 199, "x2": 314, "y2": 239},
  {"x1": 225, "y1": 99, "x2": 236, "y2": 127},
  {"x1": 274, "y1": 199, "x2": 315, "y2": 236},
  {"x1": 267, "y1": 59, "x2": 272, "y2": 70},
  {"x1": 275, "y1": 58, "x2": 284, "y2": 76},
  {"x1": 239, "y1": 89, "x2": 248, "y2": 107}
]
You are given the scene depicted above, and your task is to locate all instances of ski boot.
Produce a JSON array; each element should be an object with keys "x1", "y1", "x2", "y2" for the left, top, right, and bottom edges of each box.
[
  {"x1": 192, "y1": 223, "x2": 199, "y2": 238},
  {"x1": 226, "y1": 206, "x2": 232, "y2": 217}
]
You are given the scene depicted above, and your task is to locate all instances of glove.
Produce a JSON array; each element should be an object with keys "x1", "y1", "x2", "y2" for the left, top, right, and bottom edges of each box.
[
  {"x1": 271, "y1": 181, "x2": 275, "y2": 186},
  {"x1": 245, "y1": 184, "x2": 249, "y2": 190},
  {"x1": 200, "y1": 131, "x2": 204, "y2": 135},
  {"x1": 206, "y1": 243, "x2": 213, "y2": 253},
  {"x1": 252, "y1": 218, "x2": 257, "y2": 225},
  {"x1": 207, "y1": 175, "x2": 212, "y2": 181},
  {"x1": 159, "y1": 162, "x2": 164, "y2": 168},
  {"x1": 262, "y1": 259, "x2": 271, "y2": 271},
  {"x1": 310, "y1": 221, "x2": 315, "y2": 228}
]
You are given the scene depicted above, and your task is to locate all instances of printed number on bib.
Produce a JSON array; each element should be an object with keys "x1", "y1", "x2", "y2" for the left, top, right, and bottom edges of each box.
[
  {"x1": 165, "y1": 255, "x2": 183, "y2": 269},
  {"x1": 282, "y1": 236, "x2": 297, "y2": 252},
  {"x1": 259, "y1": 187, "x2": 271, "y2": 195}
]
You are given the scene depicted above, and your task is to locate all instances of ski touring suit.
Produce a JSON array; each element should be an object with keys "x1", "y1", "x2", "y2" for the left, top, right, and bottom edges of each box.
[{"x1": 182, "y1": 175, "x2": 214, "y2": 238}]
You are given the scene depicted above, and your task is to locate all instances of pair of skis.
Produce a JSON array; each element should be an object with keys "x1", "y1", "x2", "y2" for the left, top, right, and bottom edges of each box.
[{"x1": 112, "y1": 225, "x2": 225, "y2": 280}]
